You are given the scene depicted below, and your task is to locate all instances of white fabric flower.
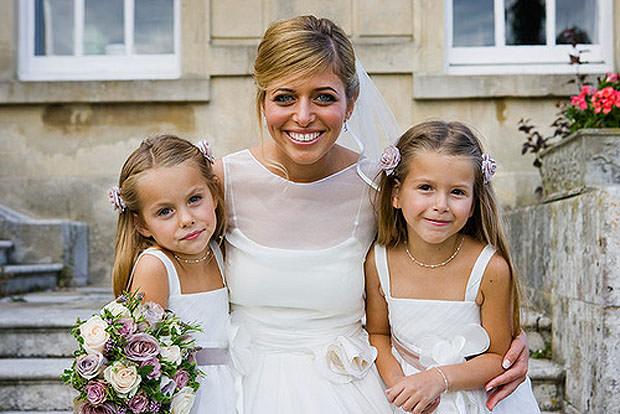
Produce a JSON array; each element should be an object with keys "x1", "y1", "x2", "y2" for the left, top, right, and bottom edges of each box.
[
  {"x1": 80, "y1": 315, "x2": 110, "y2": 353},
  {"x1": 170, "y1": 387, "x2": 196, "y2": 414},
  {"x1": 418, "y1": 324, "x2": 490, "y2": 368},
  {"x1": 314, "y1": 335, "x2": 377, "y2": 383}
]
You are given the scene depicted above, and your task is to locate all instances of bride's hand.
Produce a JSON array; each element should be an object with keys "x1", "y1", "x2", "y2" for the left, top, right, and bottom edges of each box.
[{"x1": 484, "y1": 331, "x2": 528, "y2": 410}]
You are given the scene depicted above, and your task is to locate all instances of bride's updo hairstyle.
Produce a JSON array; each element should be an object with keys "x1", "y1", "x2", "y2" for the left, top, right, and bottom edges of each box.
[{"x1": 253, "y1": 15, "x2": 359, "y2": 127}]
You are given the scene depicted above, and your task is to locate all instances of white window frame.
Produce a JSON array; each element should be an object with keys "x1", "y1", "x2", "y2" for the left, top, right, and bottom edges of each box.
[
  {"x1": 18, "y1": 0, "x2": 181, "y2": 81},
  {"x1": 445, "y1": 0, "x2": 614, "y2": 75}
]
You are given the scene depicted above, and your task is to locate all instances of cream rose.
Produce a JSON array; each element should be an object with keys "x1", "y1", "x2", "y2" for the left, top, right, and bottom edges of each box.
[
  {"x1": 170, "y1": 387, "x2": 196, "y2": 414},
  {"x1": 160, "y1": 345, "x2": 182, "y2": 366},
  {"x1": 103, "y1": 361, "x2": 141, "y2": 397},
  {"x1": 80, "y1": 315, "x2": 110, "y2": 353},
  {"x1": 101, "y1": 300, "x2": 131, "y2": 318}
]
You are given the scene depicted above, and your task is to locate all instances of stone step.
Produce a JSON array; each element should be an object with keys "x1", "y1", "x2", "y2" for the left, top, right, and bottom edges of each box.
[
  {"x1": 0, "y1": 240, "x2": 13, "y2": 266},
  {"x1": 522, "y1": 308, "x2": 552, "y2": 356},
  {"x1": 0, "y1": 264, "x2": 63, "y2": 297},
  {"x1": 530, "y1": 358, "x2": 565, "y2": 412},
  {"x1": 0, "y1": 288, "x2": 113, "y2": 358},
  {"x1": 0, "y1": 358, "x2": 76, "y2": 411}
]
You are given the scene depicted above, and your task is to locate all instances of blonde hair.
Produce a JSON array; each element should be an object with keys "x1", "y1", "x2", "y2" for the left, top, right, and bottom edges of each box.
[
  {"x1": 375, "y1": 121, "x2": 521, "y2": 335},
  {"x1": 111, "y1": 134, "x2": 226, "y2": 296},
  {"x1": 253, "y1": 15, "x2": 359, "y2": 129}
]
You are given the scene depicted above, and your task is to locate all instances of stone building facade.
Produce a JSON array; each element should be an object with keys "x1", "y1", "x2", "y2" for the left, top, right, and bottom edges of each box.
[{"x1": 0, "y1": 0, "x2": 618, "y2": 286}]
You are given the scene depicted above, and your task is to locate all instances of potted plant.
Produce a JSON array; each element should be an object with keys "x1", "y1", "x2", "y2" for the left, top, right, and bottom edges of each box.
[{"x1": 518, "y1": 72, "x2": 620, "y2": 201}]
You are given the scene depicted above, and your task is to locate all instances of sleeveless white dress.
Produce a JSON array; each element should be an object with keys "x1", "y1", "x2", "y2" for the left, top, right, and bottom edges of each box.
[
  {"x1": 137, "y1": 242, "x2": 238, "y2": 414},
  {"x1": 374, "y1": 244, "x2": 541, "y2": 413},
  {"x1": 223, "y1": 149, "x2": 393, "y2": 414}
]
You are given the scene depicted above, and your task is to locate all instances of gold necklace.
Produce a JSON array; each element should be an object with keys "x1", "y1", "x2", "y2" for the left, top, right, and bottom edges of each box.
[
  {"x1": 405, "y1": 236, "x2": 464, "y2": 269},
  {"x1": 173, "y1": 249, "x2": 212, "y2": 264}
]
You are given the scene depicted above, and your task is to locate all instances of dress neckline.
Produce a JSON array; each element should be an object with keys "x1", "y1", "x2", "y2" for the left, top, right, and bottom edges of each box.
[{"x1": 245, "y1": 149, "x2": 359, "y2": 186}]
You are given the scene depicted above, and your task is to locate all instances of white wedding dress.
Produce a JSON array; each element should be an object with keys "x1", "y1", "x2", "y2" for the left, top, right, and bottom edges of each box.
[{"x1": 223, "y1": 149, "x2": 393, "y2": 414}]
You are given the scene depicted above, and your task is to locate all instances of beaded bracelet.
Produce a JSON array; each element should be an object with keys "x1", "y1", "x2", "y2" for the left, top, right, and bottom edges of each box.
[{"x1": 433, "y1": 366, "x2": 449, "y2": 393}]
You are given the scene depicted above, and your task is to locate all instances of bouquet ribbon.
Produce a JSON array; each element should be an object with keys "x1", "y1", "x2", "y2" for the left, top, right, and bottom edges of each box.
[{"x1": 194, "y1": 347, "x2": 232, "y2": 366}]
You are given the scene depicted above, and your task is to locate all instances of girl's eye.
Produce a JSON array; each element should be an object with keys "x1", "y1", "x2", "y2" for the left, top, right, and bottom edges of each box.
[
  {"x1": 273, "y1": 94, "x2": 295, "y2": 104},
  {"x1": 157, "y1": 207, "x2": 173, "y2": 217},
  {"x1": 418, "y1": 184, "x2": 432, "y2": 191},
  {"x1": 189, "y1": 195, "x2": 202, "y2": 204},
  {"x1": 315, "y1": 93, "x2": 336, "y2": 104}
]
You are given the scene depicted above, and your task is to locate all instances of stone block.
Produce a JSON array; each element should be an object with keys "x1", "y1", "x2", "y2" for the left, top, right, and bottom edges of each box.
[
  {"x1": 357, "y1": 0, "x2": 413, "y2": 37},
  {"x1": 268, "y1": 0, "x2": 352, "y2": 35},
  {"x1": 540, "y1": 129, "x2": 620, "y2": 201},
  {"x1": 211, "y1": 0, "x2": 263, "y2": 38}
]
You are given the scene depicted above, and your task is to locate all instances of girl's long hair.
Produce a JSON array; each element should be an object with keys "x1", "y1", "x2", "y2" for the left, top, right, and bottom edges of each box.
[
  {"x1": 111, "y1": 134, "x2": 226, "y2": 296},
  {"x1": 374, "y1": 121, "x2": 521, "y2": 335}
]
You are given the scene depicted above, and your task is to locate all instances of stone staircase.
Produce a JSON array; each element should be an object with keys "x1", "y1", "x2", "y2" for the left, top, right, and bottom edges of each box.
[
  {"x1": 0, "y1": 288, "x2": 113, "y2": 413},
  {"x1": 0, "y1": 289, "x2": 566, "y2": 413},
  {"x1": 0, "y1": 240, "x2": 65, "y2": 296}
]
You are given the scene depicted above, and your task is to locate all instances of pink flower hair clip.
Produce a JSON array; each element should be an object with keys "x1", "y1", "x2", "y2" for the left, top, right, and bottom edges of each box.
[
  {"x1": 481, "y1": 153, "x2": 497, "y2": 184},
  {"x1": 195, "y1": 140, "x2": 215, "y2": 164},
  {"x1": 107, "y1": 185, "x2": 126, "y2": 213},
  {"x1": 379, "y1": 144, "x2": 401, "y2": 176}
]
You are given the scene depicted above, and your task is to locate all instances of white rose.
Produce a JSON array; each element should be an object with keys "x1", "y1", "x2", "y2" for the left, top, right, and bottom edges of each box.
[
  {"x1": 170, "y1": 387, "x2": 196, "y2": 414},
  {"x1": 159, "y1": 335, "x2": 173, "y2": 346},
  {"x1": 103, "y1": 361, "x2": 141, "y2": 397},
  {"x1": 101, "y1": 300, "x2": 131, "y2": 318},
  {"x1": 80, "y1": 315, "x2": 110, "y2": 353},
  {"x1": 160, "y1": 345, "x2": 182, "y2": 366}
]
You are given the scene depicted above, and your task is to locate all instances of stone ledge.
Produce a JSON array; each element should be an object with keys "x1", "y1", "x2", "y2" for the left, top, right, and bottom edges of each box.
[
  {"x1": 413, "y1": 74, "x2": 593, "y2": 99},
  {"x1": 0, "y1": 78, "x2": 210, "y2": 104},
  {"x1": 0, "y1": 358, "x2": 71, "y2": 381}
]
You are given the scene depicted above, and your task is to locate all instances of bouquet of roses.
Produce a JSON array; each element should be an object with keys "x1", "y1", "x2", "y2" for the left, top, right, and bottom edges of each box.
[{"x1": 61, "y1": 291, "x2": 203, "y2": 414}]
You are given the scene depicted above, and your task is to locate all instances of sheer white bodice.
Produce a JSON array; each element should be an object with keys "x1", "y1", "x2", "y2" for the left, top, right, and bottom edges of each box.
[{"x1": 223, "y1": 149, "x2": 392, "y2": 413}]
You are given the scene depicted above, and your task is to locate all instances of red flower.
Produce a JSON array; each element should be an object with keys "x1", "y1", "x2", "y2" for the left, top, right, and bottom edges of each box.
[
  {"x1": 570, "y1": 85, "x2": 595, "y2": 110},
  {"x1": 592, "y1": 87, "x2": 620, "y2": 115}
]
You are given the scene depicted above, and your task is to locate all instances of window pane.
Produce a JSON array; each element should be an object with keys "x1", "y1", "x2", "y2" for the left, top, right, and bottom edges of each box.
[
  {"x1": 35, "y1": 0, "x2": 74, "y2": 56},
  {"x1": 135, "y1": 0, "x2": 174, "y2": 54},
  {"x1": 84, "y1": 0, "x2": 124, "y2": 55},
  {"x1": 556, "y1": 0, "x2": 597, "y2": 44},
  {"x1": 453, "y1": 0, "x2": 495, "y2": 47},
  {"x1": 505, "y1": 0, "x2": 546, "y2": 45}
]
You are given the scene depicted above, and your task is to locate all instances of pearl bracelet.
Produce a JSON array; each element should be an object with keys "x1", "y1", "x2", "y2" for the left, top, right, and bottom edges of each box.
[{"x1": 433, "y1": 366, "x2": 449, "y2": 393}]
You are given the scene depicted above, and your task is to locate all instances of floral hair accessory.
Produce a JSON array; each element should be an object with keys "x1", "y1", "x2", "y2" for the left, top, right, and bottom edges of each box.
[
  {"x1": 379, "y1": 144, "x2": 401, "y2": 176},
  {"x1": 481, "y1": 153, "x2": 497, "y2": 184},
  {"x1": 107, "y1": 185, "x2": 126, "y2": 213},
  {"x1": 195, "y1": 140, "x2": 215, "y2": 164}
]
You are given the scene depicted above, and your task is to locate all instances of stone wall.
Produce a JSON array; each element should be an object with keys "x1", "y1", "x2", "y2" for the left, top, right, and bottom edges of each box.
[{"x1": 506, "y1": 131, "x2": 620, "y2": 413}]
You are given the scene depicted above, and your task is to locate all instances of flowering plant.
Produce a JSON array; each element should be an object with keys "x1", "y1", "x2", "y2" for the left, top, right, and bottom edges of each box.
[
  {"x1": 519, "y1": 72, "x2": 620, "y2": 169},
  {"x1": 61, "y1": 291, "x2": 203, "y2": 414}
]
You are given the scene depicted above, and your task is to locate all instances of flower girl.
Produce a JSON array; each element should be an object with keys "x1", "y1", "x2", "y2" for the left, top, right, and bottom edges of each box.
[
  {"x1": 109, "y1": 134, "x2": 237, "y2": 413},
  {"x1": 365, "y1": 121, "x2": 540, "y2": 413}
]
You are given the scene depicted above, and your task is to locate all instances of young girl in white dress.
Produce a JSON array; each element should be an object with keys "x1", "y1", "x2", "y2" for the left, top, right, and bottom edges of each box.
[
  {"x1": 110, "y1": 135, "x2": 237, "y2": 414},
  {"x1": 365, "y1": 121, "x2": 541, "y2": 414}
]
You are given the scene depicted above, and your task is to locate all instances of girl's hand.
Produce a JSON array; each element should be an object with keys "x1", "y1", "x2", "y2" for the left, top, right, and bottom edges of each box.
[
  {"x1": 386, "y1": 369, "x2": 446, "y2": 413},
  {"x1": 484, "y1": 331, "x2": 529, "y2": 410}
]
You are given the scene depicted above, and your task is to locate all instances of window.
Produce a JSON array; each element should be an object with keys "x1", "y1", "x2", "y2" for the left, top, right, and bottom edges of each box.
[
  {"x1": 446, "y1": 0, "x2": 613, "y2": 75},
  {"x1": 19, "y1": 0, "x2": 180, "y2": 81}
]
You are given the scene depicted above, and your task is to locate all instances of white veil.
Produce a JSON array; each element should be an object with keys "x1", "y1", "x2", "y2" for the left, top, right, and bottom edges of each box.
[{"x1": 338, "y1": 60, "x2": 402, "y2": 189}]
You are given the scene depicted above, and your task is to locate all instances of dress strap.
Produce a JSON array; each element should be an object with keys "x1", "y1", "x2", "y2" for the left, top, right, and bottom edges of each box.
[
  {"x1": 209, "y1": 240, "x2": 226, "y2": 286},
  {"x1": 464, "y1": 245, "x2": 496, "y2": 302},
  {"x1": 134, "y1": 248, "x2": 181, "y2": 296},
  {"x1": 373, "y1": 244, "x2": 392, "y2": 297}
]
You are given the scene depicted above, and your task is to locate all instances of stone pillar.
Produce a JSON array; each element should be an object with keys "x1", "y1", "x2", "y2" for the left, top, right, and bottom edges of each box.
[{"x1": 506, "y1": 129, "x2": 620, "y2": 413}]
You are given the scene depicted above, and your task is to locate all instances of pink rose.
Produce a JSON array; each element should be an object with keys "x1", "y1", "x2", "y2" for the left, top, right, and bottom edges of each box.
[
  {"x1": 78, "y1": 402, "x2": 116, "y2": 414},
  {"x1": 85, "y1": 380, "x2": 107, "y2": 405},
  {"x1": 139, "y1": 357, "x2": 161, "y2": 380},
  {"x1": 76, "y1": 352, "x2": 106, "y2": 379},
  {"x1": 128, "y1": 392, "x2": 149, "y2": 414},
  {"x1": 606, "y1": 73, "x2": 619, "y2": 83},
  {"x1": 378, "y1": 145, "x2": 401, "y2": 176},
  {"x1": 173, "y1": 369, "x2": 190, "y2": 389},
  {"x1": 124, "y1": 333, "x2": 160, "y2": 362}
]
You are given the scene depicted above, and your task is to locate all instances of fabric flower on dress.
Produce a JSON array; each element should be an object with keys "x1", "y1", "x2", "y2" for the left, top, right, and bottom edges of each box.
[
  {"x1": 314, "y1": 335, "x2": 377, "y2": 384},
  {"x1": 417, "y1": 323, "x2": 490, "y2": 369},
  {"x1": 378, "y1": 144, "x2": 401, "y2": 176}
]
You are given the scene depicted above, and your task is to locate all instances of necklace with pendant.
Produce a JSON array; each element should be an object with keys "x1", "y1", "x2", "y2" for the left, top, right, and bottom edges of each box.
[{"x1": 405, "y1": 236, "x2": 464, "y2": 269}]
